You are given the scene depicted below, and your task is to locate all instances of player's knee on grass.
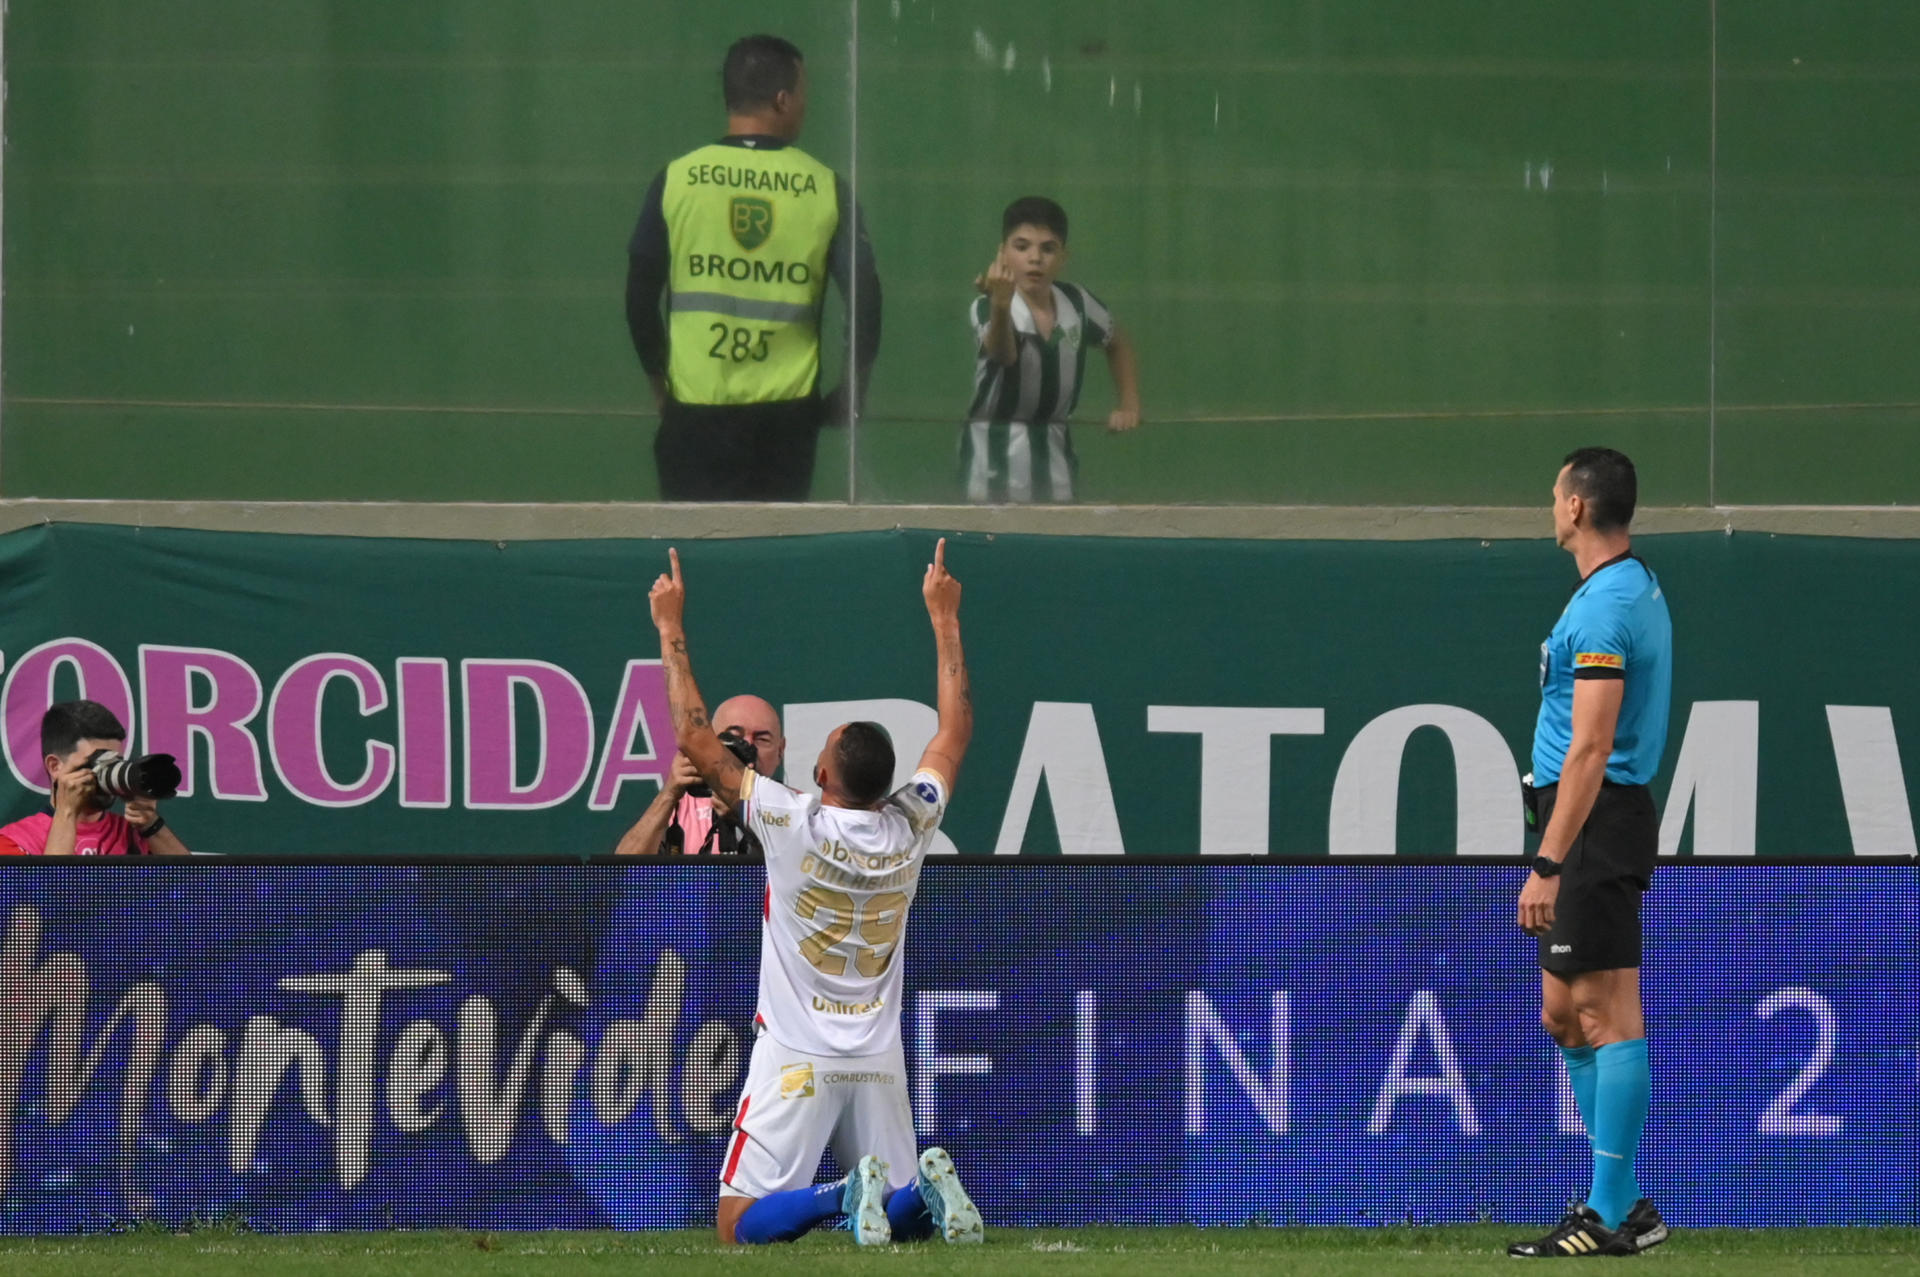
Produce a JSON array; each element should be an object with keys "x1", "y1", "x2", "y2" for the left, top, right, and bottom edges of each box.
[{"x1": 717, "y1": 1195, "x2": 753, "y2": 1245}]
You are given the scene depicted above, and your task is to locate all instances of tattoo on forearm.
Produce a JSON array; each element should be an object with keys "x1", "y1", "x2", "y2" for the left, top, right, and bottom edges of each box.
[
  {"x1": 661, "y1": 635, "x2": 714, "y2": 738},
  {"x1": 938, "y1": 634, "x2": 973, "y2": 710},
  {"x1": 945, "y1": 661, "x2": 973, "y2": 708}
]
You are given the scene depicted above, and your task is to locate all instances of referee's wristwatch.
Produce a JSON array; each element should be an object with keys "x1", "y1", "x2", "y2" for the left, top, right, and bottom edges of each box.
[{"x1": 1529, "y1": 855, "x2": 1564, "y2": 878}]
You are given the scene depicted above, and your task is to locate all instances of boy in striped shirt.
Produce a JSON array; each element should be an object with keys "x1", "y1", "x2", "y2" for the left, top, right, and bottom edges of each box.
[{"x1": 963, "y1": 197, "x2": 1141, "y2": 502}]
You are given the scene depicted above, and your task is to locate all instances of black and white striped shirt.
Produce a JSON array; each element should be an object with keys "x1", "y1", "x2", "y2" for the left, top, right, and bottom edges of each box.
[{"x1": 961, "y1": 282, "x2": 1115, "y2": 503}]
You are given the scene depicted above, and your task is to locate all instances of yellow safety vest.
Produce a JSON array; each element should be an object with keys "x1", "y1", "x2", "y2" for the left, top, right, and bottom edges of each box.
[{"x1": 661, "y1": 142, "x2": 839, "y2": 405}]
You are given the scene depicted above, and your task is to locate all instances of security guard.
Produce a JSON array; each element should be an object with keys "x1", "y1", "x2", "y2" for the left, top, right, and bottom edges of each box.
[
  {"x1": 627, "y1": 35, "x2": 881, "y2": 500},
  {"x1": 1510, "y1": 447, "x2": 1674, "y2": 1259}
]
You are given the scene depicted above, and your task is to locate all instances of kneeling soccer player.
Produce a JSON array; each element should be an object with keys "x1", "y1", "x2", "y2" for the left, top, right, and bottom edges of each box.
[{"x1": 647, "y1": 539, "x2": 985, "y2": 1246}]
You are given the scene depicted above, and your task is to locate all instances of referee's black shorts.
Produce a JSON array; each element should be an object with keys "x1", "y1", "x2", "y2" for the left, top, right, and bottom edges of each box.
[
  {"x1": 1534, "y1": 781, "x2": 1657, "y2": 974},
  {"x1": 654, "y1": 396, "x2": 823, "y2": 501}
]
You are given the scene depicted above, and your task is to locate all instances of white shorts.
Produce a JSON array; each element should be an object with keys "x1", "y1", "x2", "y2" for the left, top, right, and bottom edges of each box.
[{"x1": 718, "y1": 1034, "x2": 917, "y2": 1200}]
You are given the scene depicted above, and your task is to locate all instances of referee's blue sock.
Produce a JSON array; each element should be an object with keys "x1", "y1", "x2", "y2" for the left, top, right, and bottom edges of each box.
[
  {"x1": 735, "y1": 1179, "x2": 847, "y2": 1244},
  {"x1": 1561, "y1": 1044, "x2": 1599, "y2": 1141},
  {"x1": 1588, "y1": 1038, "x2": 1650, "y2": 1231},
  {"x1": 886, "y1": 1180, "x2": 936, "y2": 1242}
]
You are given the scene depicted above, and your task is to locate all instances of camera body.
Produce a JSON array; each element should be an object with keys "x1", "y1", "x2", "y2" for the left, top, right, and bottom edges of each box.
[
  {"x1": 687, "y1": 729, "x2": 759, "y2": 799},
  {"x1": 84, "y1": 749, "x2": 182, "y2": 803}
]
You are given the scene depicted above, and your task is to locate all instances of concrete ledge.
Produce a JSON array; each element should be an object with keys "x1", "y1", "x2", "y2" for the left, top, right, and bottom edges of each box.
[{"x1": 1, "y1": 499, "x2": 1918, "y2": 541}]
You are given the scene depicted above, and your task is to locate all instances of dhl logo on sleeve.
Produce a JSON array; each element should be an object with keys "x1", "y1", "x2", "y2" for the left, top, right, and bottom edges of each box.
[{"x1": 1574, "y1": 651, "x2": 1625, "y2": 669}]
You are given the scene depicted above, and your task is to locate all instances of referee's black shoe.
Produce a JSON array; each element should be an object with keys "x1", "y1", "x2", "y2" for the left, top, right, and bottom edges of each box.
[
  {"x1": 1621, "y1": 1198, "x2": 1669, "y2": 1253},
  {"x1": 1507, "y1": 1206, "x2": 1636, "y2": 1258}
]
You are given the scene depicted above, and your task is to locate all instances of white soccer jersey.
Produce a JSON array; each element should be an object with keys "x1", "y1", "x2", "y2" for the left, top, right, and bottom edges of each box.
[{"x1": 739, "y1": 766, "x2": 950, "y2": 1056}]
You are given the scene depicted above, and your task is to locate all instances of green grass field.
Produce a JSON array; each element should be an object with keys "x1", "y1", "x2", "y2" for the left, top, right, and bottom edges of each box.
[{"x1": 0, "y1": 1226, "x2": 1913, "y2": 1276}]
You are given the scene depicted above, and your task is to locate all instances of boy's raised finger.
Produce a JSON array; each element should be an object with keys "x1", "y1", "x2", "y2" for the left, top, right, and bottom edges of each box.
[
  {"x1": 668, "y1": 547, "x2": 681, "y2": 583},
  {"x1": 933, "y1": 537, "x2": 946, "y2": 571}
]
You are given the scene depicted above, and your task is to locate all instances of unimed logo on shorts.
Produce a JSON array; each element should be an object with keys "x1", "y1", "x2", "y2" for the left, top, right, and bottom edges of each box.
[{"x1": 780, "y1": 1063, "x2": 816, "y2": 1099}]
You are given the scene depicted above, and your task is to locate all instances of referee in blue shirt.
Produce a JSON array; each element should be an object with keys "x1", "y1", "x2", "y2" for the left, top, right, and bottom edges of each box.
[{"x1": 1510, "y1": 448, "x2": 1674, "y2": 1260}]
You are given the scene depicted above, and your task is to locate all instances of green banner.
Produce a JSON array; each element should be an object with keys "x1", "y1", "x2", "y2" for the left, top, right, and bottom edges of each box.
[{"x1": 0, "y1": 524, "x2": 1912, "y2": 858}]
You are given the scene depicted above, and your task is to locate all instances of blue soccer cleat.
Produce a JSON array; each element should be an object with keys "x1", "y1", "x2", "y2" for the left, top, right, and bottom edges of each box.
[
  {"x1": 842, "y1": 1154, "x2": 892, "y2": 1246},
  {"x1": 916, "y1": 1147, "x2": 984, "y2": 1244}
]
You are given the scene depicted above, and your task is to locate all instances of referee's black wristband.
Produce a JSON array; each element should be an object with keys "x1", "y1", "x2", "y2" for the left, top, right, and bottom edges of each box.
[{"x1": 137, "y1": 816, "x2": 167, "y2": 841}]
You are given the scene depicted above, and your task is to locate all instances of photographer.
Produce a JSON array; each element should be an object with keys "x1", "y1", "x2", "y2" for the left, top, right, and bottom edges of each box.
[
  {"x1": 0, "y1": 701, "x2": 190, "y2": 857},
  {"x1": 615, "y1": 695, "x2": 784, "y2": 856}
]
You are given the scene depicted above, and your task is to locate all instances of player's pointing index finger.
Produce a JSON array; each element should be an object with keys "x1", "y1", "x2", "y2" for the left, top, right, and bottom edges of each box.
[
  {"x1": 933, "y1": 537, "x2": 946, "y2": 573},
  {"x1": 668, "y1": 546, "x2": 681, "y2": 583}
]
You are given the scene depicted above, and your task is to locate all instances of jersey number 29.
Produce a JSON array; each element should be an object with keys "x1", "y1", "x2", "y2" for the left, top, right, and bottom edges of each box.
[{"x1": 796, "y1": 888, "x2": 908, "y2": 977}]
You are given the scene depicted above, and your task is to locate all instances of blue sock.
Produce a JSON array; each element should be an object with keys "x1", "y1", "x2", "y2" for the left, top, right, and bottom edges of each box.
[
  {"x1": 886, "y1": 1179, "x2": 935, "y2": 1242},
  {"x1": 1588, "y1": 1039, "x2": 1650, "y2": 1231},
  {"x1": 735, "y1": 1179, "x2": 846, "y2": 1244},
  {"x1": 1561, "y1": 1044, "x2": 1598, "y2": 1141}
]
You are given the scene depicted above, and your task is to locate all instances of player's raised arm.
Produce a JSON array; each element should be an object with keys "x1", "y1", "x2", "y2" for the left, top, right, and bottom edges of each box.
[
  {"x1": 917, "y1": 538, "x2": 972, "y2": 792},
  {"x1": 649, "y1": 548, "x2": 748, "y2": 806}
]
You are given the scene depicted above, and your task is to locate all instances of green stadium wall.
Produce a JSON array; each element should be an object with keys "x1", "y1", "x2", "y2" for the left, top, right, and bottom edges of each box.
[{"x1": 3, "y1": 1, "x2": 1916, "y2": 504}]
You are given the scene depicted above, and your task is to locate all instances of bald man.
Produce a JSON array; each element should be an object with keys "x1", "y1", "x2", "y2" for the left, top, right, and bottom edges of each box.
[{"x1": 617, "y1": 694, "x2": 786, "y2": 855}]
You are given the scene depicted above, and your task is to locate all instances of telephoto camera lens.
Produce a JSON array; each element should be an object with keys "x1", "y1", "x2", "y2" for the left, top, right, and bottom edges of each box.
[{"x1": 86, "y1": 750, "x2": 183, "y2": 801}]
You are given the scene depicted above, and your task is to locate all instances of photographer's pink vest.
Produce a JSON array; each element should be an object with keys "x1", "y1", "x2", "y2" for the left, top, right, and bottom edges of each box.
[{"x1": 0, "y1": 810, "x2": 145, "y2": 856}]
